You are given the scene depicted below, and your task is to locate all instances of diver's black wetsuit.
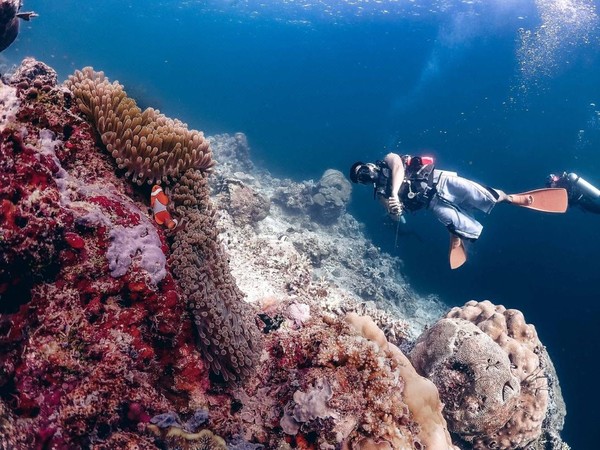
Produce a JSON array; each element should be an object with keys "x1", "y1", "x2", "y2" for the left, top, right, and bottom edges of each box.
[{"x1": 551, "y1": 174, "x2": 600, "y2": 214}]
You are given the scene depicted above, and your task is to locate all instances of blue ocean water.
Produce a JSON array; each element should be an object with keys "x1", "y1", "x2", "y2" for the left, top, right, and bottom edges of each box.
[{"x1": 3, "y1": 0, "x2": 600, "y2": 447}]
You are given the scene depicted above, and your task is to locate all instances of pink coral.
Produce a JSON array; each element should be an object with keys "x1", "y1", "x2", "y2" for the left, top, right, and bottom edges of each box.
[
  {"x1": 0, "y1": 59, "x2": 218, "y2": 448},
  {"x1": 231, "y1": 303, "x2": 447, "y2": 450}
]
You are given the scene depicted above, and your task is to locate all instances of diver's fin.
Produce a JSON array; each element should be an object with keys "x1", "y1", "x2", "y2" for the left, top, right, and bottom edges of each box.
[
  {"x1": 16, "y1": 11, "x2": 38, "y2": 21},
  {"x1": 508, "y1": 188, "x2": 568, "y2": 213},
  {"x1": 449, "y1": 235, "x2": 467, "y2": 270}
]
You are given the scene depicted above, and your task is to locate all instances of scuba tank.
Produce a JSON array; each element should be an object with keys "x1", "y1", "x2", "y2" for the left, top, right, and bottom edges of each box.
[{"x1": 566, "y1": 173, "x2": 600, "y2": 199}]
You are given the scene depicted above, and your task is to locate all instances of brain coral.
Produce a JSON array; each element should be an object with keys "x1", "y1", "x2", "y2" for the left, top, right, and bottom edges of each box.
[
  {"x1": 65, "y1": 67, "x2": 213, "y2": 185},
  {"x1": 410, "y1": 300, "x2": 551, "y2": 450}
]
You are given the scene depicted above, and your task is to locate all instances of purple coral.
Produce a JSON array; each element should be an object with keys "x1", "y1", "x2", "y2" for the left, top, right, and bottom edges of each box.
[
  {"x1": 150, "y1": 411, "x2": 183, "y2": 429},
  {"x1": 106, "y1": 223, "x2": 167, "y2": 285}
]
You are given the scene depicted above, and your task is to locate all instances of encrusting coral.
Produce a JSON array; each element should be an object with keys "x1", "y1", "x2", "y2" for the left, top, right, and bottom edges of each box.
[
  {"x1": 64, "y1": 67, "x2": 213, "y2": 185},
  {"x1": 230, "y1": 296, "x2": 458, "y2": 449}
]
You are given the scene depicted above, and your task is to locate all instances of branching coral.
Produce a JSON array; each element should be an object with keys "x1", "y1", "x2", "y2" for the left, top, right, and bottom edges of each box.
[
  {"x1": 64, "y1": 67, "x2": 213, "y2": 185},
  {"x1": 170, "y1": 168, "x2": 262, "y2": 381}
]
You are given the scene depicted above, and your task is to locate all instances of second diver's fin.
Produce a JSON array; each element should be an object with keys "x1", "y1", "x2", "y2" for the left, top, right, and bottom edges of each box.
[
  {"x1": 508, "y1": 188, "x2": 568, "y2": 213},
  {"x1": 449, "y1": 235, "x2": 467, "y2": 270}
]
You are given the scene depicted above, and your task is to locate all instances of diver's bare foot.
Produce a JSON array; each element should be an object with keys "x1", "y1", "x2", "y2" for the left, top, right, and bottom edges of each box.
[
  {"x1": 450, "y1": 235, "x2": 462, "y2": 249},
  {"x1": 449, "y1": 234, "x2": 467, "y2": 269},
  {"x1": 508, "y1": 194, "x2": 534, "y2": 206}
]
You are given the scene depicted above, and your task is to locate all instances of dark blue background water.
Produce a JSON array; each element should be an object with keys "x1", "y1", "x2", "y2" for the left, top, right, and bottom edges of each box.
[{"x1": 4, "y1": 1, "x2": 600, "y2": 447}]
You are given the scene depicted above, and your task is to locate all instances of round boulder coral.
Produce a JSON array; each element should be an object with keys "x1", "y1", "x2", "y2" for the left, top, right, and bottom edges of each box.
[
  {"x1": 410, "y1": 300, "x2": 553, "y2": 450},
  {"x1": 310, "y1": 169, "x2": 352, "y2": 224},
  {"x1": 409, "y1": 318, "x2": 520, "y2": 439}
]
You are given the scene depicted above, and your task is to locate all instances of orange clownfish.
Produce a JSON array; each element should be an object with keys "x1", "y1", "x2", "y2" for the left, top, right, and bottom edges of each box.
[{"x1": 151, "y1": 185, "x2": 178, "y2": 230}]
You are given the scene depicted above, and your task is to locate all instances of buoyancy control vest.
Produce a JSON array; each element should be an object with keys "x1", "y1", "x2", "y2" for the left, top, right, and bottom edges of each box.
[{"x1": 373, "y1": 155, "x2": 436, "y2": 211}]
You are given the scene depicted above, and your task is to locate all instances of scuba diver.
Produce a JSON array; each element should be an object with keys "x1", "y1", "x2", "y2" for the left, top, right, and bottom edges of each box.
[
  {"x1": 546, "y1": 172, "x2": 600, "y2": 214},
  {"x1": 1, "y1": 1, "x2": 37, "y2": 53},
  {"x1": 350, "y1": 153, "x2": 568, "y2": 269}
]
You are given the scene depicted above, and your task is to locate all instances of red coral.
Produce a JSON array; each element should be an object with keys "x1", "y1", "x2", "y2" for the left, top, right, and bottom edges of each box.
[
  {"x1": 88, "y1": 195, "x2": 141, "y2": 226},
  {"x1": 0, "y1": 61, "x2": 216, "y2": 448},
  {"x1": 0, "y1": 130, "x2": 73, "y2": 303},
  {"x1": 64, "y1": 232, "x2": 85, "y2": 249}
]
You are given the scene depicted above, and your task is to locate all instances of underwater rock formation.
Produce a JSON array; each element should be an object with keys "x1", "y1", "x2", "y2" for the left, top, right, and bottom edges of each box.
[
  {"x1": 310, "y1": 168, "x2": 352, "y2": 224},
  {"x1": 410, "y1": 300, "x2": 568, "y2": 450}
]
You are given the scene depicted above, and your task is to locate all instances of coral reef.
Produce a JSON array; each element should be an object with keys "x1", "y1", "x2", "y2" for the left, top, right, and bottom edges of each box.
[
  {"x1": 215, "y1": 177, "x2": 270, "y2": 226},
  {"x1": 268, "y1": 168, "x2": 352, "y2": 225},
  {"x1": 8, "y1": 56, "x2": 57, "y2": 86},
  {"x1": 0, "y1": 58, "x2": 567, "y2": 450},
  {"x1": 211, "y1": 134, "x2": 446, "y2": 338},
  {"x1": 0, "y1": 58, "x2": 221, "y2": 449},
  {"x1": 208, "y1": 132, "x2": 255, "y2": 173},
  {"x1": 271, "y1": 177, "x2": 316, "y2": 213},
  {"x1": 65, "y1": 67, "x2": 212, "y2": 185},
  {"x1": 64, "y1": 66, "x2": 263, "y2": 381},
  {"x1": 410, "y1": 300, "x2": 567, "y2": 450},
  {"x1": 233, "y1": 304, "x2": 455, "y2": 449}
]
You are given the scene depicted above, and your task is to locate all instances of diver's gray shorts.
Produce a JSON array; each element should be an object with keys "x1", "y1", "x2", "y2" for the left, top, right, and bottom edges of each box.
[{"x1": 428, "y1": 171, "x2": 498, "y2": 240}]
